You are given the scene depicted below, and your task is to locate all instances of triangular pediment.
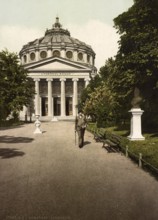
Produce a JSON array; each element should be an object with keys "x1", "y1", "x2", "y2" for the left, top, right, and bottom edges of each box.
[{"x1": 24, "y1": 57, "x2": 91, "y2": 72}]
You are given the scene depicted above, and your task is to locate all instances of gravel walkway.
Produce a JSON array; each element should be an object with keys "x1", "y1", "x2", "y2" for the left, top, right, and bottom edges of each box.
[{"x1": 0, "y1": 121, "x2": 158, "y2": 220}]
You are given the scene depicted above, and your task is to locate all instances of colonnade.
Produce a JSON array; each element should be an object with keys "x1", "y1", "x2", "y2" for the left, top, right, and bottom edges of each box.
[{"x1": 34, "y1": 78, "x2": 90, "y2": 117}]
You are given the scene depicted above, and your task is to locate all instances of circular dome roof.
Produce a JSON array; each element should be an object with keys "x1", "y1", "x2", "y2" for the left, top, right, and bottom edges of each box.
[{"x1": 20, "y1": 17, "x2": 95, "y2": 55}]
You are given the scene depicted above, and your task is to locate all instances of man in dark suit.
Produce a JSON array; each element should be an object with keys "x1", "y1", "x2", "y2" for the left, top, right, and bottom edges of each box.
[{"x1": 75, "y1": 111, "x2": 87, "y2": 148}]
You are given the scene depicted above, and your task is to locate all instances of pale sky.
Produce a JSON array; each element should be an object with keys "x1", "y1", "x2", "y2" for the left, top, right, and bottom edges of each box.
[{"x1": 0, "y1": 0, "x2": 133, "y2": 69}]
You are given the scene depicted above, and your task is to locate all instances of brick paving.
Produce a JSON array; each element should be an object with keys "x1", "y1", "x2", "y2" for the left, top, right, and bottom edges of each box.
[{"x1": 0, "y1": 121, "x2": 158, "y2": 220}]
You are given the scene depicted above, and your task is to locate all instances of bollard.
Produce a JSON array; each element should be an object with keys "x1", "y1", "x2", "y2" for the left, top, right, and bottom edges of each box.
[
  {"x1": 126, "y1": 145, "x2": 129, "y2": 157},
  {"x1": 139, "y1": 153, "x2": 142, "y2": 168}
]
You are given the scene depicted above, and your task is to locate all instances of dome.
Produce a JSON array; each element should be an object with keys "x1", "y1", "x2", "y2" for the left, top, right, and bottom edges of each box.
[{"x1": 19, "y1": 17, "x2": 96, "y2": 66}]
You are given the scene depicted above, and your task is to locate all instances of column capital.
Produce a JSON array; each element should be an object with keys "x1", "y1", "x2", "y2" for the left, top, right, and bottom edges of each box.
[
  {"x1": 34, "y1": 78, "x2": 40, "y2": 82},
  {"x1": 72, "y1": 78, "x2": 79, "y2": 82},
  {"x1": 46, "y1": 78, "x2": 53, "y2": 82},
  {"x1": 84, "y1": 78, "x2": 90, "y2": 82},
  {"x1": 60, "y1": 78, "x2": 66, "y2": 82}
]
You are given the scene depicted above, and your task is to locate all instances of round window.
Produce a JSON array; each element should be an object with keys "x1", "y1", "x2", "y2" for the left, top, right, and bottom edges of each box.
[
  {"x1": 66, "y1": 51, "x2": 73, "y2": 59},
  {"x1": 40, "y1": 51, "x2": 47, "y2": 59},
  {"x1": 78, "y1": 52, "x2": 83, "y2": 61},
  {"x1": 53, "y1": 50, "x2": 60, "y2": 57},
  {"x1": 30, "y1": 52, "x2": 35, "y2": 61}
]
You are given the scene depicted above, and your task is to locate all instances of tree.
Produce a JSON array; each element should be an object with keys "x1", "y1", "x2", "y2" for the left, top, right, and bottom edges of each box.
[
  {"x1": 111, "y1": 0, "x2": 158, "y2": 126},
  {"x1": 79, "y1": 61, "x2": 118, "y2": 126},
  {"x1": 78, "y1": 74, "x2": 102, "y2": 113},
  {"x1": 83, "y1": 83, "x2": 117, "y2": 127},
  {"x1": 0, "y1": 50, "x2": 35, "y2": 122}
]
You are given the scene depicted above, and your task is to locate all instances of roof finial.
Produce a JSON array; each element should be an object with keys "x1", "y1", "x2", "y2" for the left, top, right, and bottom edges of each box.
[
  {"x1": 53, "y1": 16, "x2": 62, "y2": 29},
  {"x1": 56, "y1": 16, "x2": 59, "y2": 23}
]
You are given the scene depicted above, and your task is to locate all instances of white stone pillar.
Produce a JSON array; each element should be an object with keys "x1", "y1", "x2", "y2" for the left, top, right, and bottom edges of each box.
[
  {"x1": 72, "y1": 78, "x2": 78, "y2": 116},
  {"x1": 47, "y1": 79, "x2": 53, "y2": 116},
  {"x1": 85, "y1": 78, "x2": 90, "y2": 87},
  {"x1": 60, "y1": 78, "x2": 66, "y2": 117},
  {"x1": 34, "y1": 79, "x2": 40, "y2": 115},
  {"x1": 128, "y1": 108, "x2": 145, "y2": 141}
]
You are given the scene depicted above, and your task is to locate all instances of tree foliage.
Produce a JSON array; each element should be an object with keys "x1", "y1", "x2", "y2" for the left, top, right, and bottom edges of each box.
[
  {"x1": 0, "y1": 50, "x2": 35, "y2": 122},
  {"x1": 113, "y1": 0, "x2": 158, "y2": 124},
  {"x1": 80, "y1": 0, "x2": 158, "y2": 128}
]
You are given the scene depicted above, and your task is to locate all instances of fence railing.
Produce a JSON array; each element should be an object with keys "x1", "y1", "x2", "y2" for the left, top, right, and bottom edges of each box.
[
  {"x1": 125, "y1": 145, "x2": 158, "y2": 174},
  {"x1": 87, "y1": 125, "x2": 158, "y2": 178}
]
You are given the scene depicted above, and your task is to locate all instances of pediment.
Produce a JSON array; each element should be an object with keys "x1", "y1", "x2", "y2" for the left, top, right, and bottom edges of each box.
[{"x1": 24, "y1": 57, "x2": 91, "y2": 72}]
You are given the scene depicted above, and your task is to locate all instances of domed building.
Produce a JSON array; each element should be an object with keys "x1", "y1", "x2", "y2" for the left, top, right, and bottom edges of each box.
[{"x1": 19, "y1": 17, "x2": 97, "y2": 120}]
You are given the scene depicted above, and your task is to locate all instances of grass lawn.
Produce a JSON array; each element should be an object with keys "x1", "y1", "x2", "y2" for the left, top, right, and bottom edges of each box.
[{"x1": 87, "y1": 123, "x2": 158, "y2": 174}]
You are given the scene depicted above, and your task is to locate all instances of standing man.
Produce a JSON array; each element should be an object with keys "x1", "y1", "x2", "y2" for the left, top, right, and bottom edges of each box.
[{"x1": 75, "y1": 111, "x2": 87, "y2": 148}]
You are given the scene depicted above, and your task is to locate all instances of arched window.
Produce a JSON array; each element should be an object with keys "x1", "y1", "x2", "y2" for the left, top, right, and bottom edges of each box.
[
  {"x1": 53, "y1": 50, "x2": 60, "y2": 57},
  {"x1": 40, "y1": 51, "x2": 47, "y2": 59},
  {"x1": 23, "y1": 55, "x2": 27, "y2": 63},
  {"x1": 30, "y1": 52, "x2": 35, "y2": 61},
  {"x1": 78, "y1": 52, "x2": 83, "y2": 61},
  {"x1": 66, "y1": 51, "x2": 73, "y2": 59}
]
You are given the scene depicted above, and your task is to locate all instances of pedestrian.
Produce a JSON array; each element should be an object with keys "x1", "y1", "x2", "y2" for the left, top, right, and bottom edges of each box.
[{"x1": 75, "y1": 111, "x2": 87, "y2": 148}]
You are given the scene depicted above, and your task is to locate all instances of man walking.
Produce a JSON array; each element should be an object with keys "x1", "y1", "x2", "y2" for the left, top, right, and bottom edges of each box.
[{"x1": 75, "y1": 111, "x2": 87, "y2": 148}]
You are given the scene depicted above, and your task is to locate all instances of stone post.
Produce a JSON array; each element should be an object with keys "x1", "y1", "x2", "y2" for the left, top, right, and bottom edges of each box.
[{"x1": 128, "y1": 108, "x2": 145, "y2": 141}]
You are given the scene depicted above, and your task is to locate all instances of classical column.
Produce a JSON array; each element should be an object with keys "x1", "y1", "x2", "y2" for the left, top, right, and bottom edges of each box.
[
  {"x1": 47, "y1": 79, "x2": 53, "y2": 116},
  {"x1": 60, "y1": 78, "x2": 66, "y2": 117},
  {"x1": 85, "y1": 78, "x2": 90, "y2": 87},
  {"x1": 72, "y1": 78, "x2": 78, "y2": 116},
  {"x1": 34, "y1": 78, "x2": 40, "y2": 115}
]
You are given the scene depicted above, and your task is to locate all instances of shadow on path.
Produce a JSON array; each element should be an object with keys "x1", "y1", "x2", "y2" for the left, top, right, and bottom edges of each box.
[
  {"x1": 0, "y1": 148, "x2": 25, "y2": 159},
  {"x1": 0, "y1": 125, "x2": 24, "y2": 131},
  {"x1": 84, "y1": 141, "x2": 91, "y2": 146},
  {"x1": 0, "y1": 136, "x2": 34, "y2": 144}
]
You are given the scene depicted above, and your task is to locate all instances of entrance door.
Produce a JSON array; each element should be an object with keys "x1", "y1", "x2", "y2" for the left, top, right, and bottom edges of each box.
[
  {"x1": 66, "y1": 97, "x2": 72, "y2": 116},
  {"x1": 41, "y1": 97, "x2": 48, "y2": 116},
  {"x1": 54, "y1": 97, "x2": 61, "y2": 116}
]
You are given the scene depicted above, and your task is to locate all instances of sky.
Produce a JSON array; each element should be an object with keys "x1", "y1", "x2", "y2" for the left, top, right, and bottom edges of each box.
[{"x1": 0, "y1": 0, "x2": 134, "y2": 70}]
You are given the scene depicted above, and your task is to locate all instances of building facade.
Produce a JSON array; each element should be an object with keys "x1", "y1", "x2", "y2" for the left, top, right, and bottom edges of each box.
[{"x1": 19, "y1": 17, "x2": 97, "y2": 120}]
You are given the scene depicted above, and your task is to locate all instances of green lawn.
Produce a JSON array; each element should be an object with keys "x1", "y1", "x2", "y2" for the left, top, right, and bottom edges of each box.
[{"x1": 87, "y1": 123, "x2": 158, "y2": 173}]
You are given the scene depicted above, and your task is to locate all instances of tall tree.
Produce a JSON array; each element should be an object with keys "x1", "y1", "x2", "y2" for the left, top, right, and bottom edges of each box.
[
  {"x1": 0, "y1": 50, "x2": 35, "y2": 122},
  {"x1": 111, "y1": 0, "x2": 158, "y2": 125}
]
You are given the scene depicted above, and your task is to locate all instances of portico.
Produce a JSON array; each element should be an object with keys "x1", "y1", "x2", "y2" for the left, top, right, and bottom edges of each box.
[{"x1": 33, "y1": 75, "x2": 89, "y2": 118}]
